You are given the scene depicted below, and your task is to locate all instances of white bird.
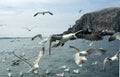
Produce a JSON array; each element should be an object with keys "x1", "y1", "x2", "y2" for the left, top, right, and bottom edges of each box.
[
  {"x1": 12, "y1": 47, "x2": 45, "y2": 74},
  {"x1": 103, "y1": 51, "x2": 120, "y2": 71},
  {"x1": 64, "y1": 67, "x2": 70, "y2": 72},
  {"x1": 89, "y1": 42, "x2": 93, "y2": 46},
  {"x1": 19, "y1": 71, "x2": 23, "y2": 77},
  {"x1": 73, "y1": 69, "x2": 79, "y2": 74},
  {"x1": 91, "y1": 61, "x2": 98, "y2": 66},
  {"x1": 33, "y1": 11, "x2": 53, "y2": 17},
  {"x1": 56, "y1": 72, "x2": 64, "y2": 77},
  {"x1": 49, "y1": 30, "x2": 82, "y2": 55},
  {"x1": 70, "y1": 46, "x2": 106, "y2": 67},
  {"x1": 7, "y1": 67, "x2": 12, "y2": 77},
  {"x1": 109, "y1": 32, "x2": 120, "y2": 41},
  {"x1": 58, "y1": 65, "x2": 68, "y2": 69}
]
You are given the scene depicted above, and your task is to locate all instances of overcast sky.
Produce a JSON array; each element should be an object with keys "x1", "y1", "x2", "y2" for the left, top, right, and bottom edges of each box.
[{"x1": 0, "y1": 0, "x2": 120, "y2": 37}]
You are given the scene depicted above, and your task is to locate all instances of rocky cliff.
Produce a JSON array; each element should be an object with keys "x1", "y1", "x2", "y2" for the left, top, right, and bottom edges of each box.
[{"x1": 64, "y1": 7, "x2": 120, "y2": 34}]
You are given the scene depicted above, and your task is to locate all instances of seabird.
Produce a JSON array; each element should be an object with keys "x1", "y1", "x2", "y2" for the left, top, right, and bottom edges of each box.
[
  {"x1": 49, "y1": 30, "x2": 82, "y2": 55},
  {"x1": 12, "y1": 47, "x2": 45, "y2": 74},
  {"x1": 31, "y1": 34, "x2": 43, "y2": 40},
  {"x1": 73, "y1": 69, "x2": 79, "y2": 74},
  {"x1": 56, "y1": 72, "x2": 64, "y2": 77},
  {"x1": 103, "y1": 51, "x2": 120, "y2": 71},
  {"x1": 89, "y1": 42, "x2": 94, "y2": 46},
  {"x1": 108, "y1": 32, "x2": 120, "y2": 41},
  {"x1": 70, "y1": 45, "x2": 106, "y2": 67},
  {"x1": 33, "y1": 11, "x2": 53, "y2": 17},
  {"x1": 24, "y1": 27, "x2": 32, "y2": 31},
  {"x1": 7, "y1": 67, "x2": 12, "y2": 77}
]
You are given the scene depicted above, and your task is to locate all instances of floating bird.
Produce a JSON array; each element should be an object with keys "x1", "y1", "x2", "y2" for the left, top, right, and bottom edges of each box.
[
  {"x1": 19, "y1": 71, "x2": 23, "y2": 77},
  {"x1": 58, "y1": 65, "x2": 68, "y2": 69},
  {"x1": 12, "y1": 47, "x2": 45, "y2": 74},
  {"x1": 103, "y1": 51, "x2": 120, "y2": 71},
  {"x1": 33, "y1": 11, "x2": 53, "y2": 17},
  {"x1": 64, "y1": 67, "x2": 70, "y2": 72},
  {"x1": 7, "y1": 67, "x2": 12, "y2": 77},
  {"x1": 73, "y1": 69, "x2": 79, "y2": 74},
  {"x1": 89, "y1": 42, "x2": 94, "y2": 46},
  {"x1": 70, "y1": 46, "x2": 106, "y2": 67},
  {"x1": 31, "y1": 34, "x2": 43, "y2": 40},
  {"x1": 108, "y1": 32, "x2": 120, "y2": 41},
  {"x1": 56, "y1": 72, "x2": 64, "y2": 77},
  {"x1": 49, "y1": 30, "x2": 83, "y2": 55}
]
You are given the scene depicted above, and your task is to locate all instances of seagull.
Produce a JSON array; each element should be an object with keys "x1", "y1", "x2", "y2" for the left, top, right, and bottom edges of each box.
[
  {"x1": 79, "y1": 10, "x2": 82, "y2": 13},
  {"x1": 33, "y1": 11, "x2": 53, "y2": 17},
  {"x1": 31, "y1": 34, "x2": 43, "y2": 40},
  {"x1": 12, "y1": 47, "x2": 45, "y2": 74},
  {"x1": 49, "y1": 30, "x2": 83, "y2": 55},
  {"x1": 70, "y1": 45, "x2": 106, "y2": 67},
  {"x1": 24, "y1": 27, "x2": 32, "y2": 31},
  {"x1": 73, "y1": 69, "x2": 79, "y2": 74},
  {"x1": 89, "y1": 42, "x2": 93, "y2": 46},
  {"x1": 108, "y1": 32, "x2": 120, "y2": 41},
  {"x1": 56, "y1": 72, "x2": 64, "y2": 77},
  {"x1": 58, "y1": 65, "x2": 68, "y2": 69},
  {"x1": 64, "y1": 67, "x2": 70, "y2": 72},
  {"x1": 103, "y1": 51, "x2": 120, "y2": 71},
  {"x1": 7, "y1": 67, "x2": 12, "y2": 77}
]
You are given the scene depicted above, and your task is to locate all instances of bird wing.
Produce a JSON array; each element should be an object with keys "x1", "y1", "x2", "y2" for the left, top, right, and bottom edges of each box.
[
  {"x1": 103, "y1": 57, "x2": 108, "y2": 71},
  {"x1": 45, "y1": 11, "x2": 53, "y2": 15},
  {"x1": 33, "y1": 12, "x2": 43, "y2": 17},
  {"x1": 34, "y1": 47, "x2": 45, "y2": 65},
  {"x1": 11, "y1": 51, "x2": 33, "y2": 68},
  {"x1": 48, "y1": 34, "x2": 62, "y2": 55},
  {"x1": 69, "y1": 45, "x2": 80, "y2": 52},
  {"x1": 31, "y1": 34, "x2": 43, "y2": 40},
  {"x1": 86, "y1": 48, "x2": 106, "y2": 55},
  {"x1": 109, "y1": 32, "x2": 120, "y2": 41}
]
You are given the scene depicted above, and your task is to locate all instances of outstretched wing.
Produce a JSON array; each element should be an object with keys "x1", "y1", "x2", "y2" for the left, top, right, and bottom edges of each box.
[
  {"x1": 46, "y1": 11, "x2": 53, "y2": 15},
  {"x1": 109, "y1": 32, "x2": 120, "y2": 41},
  {"x1": 69, "y1": 45, "x2": 80, "y2": 52},
  {"x1": 86, "y1": 48, "x2": 106, "y2": 55},
  {"x1": 31, "y1": 34, "x2": 43, "y2": 40},
  {"x1": 12, "y1": 51, "x2": 33, "y2": 68},
  {"x1": 33, "y1": 12, "x2": 43, "y2": 17},
  {"x1": 34, "y1": 47, "x2": 45, "y2": 65}
]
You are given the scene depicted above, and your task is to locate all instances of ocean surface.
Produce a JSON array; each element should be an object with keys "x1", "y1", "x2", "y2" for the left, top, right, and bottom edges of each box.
[{"x1": 0, "y1": 36, "x2": 119, "y2": 77}]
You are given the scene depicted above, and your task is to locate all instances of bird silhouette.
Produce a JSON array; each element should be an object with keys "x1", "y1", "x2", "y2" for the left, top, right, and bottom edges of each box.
[
  {"x1": 31, "y1": 34, "x2": 43, "y2": 40},
  {"x1": 12, "y1": 47, "x2": 45, "y2": 74},
  {"x1": 33, "y1": 11, "x2": 53, "y2": 17}
]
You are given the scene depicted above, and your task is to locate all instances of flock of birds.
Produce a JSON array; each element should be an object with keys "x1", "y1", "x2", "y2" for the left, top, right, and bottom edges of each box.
[{"x1": 0, "y1": 10, "x2": 120, "y2": 77}]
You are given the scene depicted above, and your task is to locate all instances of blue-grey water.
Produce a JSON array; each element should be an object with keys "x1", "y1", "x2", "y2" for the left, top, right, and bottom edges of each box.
[{"x1": 0, "y1": 37, "x2": 119, "y2": 77}]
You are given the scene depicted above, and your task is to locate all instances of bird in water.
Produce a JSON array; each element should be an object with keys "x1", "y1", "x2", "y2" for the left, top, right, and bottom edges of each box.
[
  {"x1": 73, "y1": 69, "x2": 79, "y2": 74},
  {"x1": 69, "y1": 45, "x2": 106, "y2": 67},
  {"x1": 103, "y1": 51, "x2": 120, "y2": 71},
  {"x1": 7, "y1": 67, "x2": 12, "y2": 77},
  {"x1": 31, "y1": 34, "x2": 43, "y2": 40},
  {"x1": 12, "y1": 47, "x2": 45, "y2": 74},
  {"x1": 48, "y1": 30, "x2": 83, "y2": 55},
  {"x1": 33, "y1": 11, "x2": 53, "y2": 17},
  {"x1": 56, "y1": 72, "x2": 64, "y2": 77}
]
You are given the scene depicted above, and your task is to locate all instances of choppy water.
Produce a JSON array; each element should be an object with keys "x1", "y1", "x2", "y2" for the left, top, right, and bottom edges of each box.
[{"x1": 0, "y1": 37, "x2": 119, "y2": 77}]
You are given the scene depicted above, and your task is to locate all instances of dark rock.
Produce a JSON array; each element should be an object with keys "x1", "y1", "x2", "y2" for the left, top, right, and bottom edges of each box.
[{"x1": 63, "y1": 7, "x2": 120, "y2": 34}]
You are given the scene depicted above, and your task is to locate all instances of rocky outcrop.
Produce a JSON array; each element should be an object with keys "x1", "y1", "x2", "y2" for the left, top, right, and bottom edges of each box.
[{"x1": 64, "y1": 7, "x2": 120, "y2": 34}]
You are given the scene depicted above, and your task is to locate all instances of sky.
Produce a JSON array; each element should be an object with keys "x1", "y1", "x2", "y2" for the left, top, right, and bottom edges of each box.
[{"x1": 0, "y1": 0, "x2": 120, "y2": 37}]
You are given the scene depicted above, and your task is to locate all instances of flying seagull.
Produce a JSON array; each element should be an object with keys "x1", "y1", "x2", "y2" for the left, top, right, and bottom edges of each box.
[
  {"x1": 108, "y1": 32, "x2": 120, "y2": 41},
  {"x1": 33, "y1": 11, "x2": 53, "y2": 17},
  {"x1": 48, "y1": 30, "x2": 83, "y2": 55},
  {"x1": 70, "y1": 45, "x2": 106, "y2": 67},
  {"x1": 31, "y1": 34, "x2": 43, "y2": 40},
  {"x1": 12, "y1": 47, "x2": 45, "y2": 74},
  {"x1": 24, "y1": 27, "x2": 32, "y2": 31},
  {"x1": 103, "y1": 51, "x2": 120, "y2": 71}
]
